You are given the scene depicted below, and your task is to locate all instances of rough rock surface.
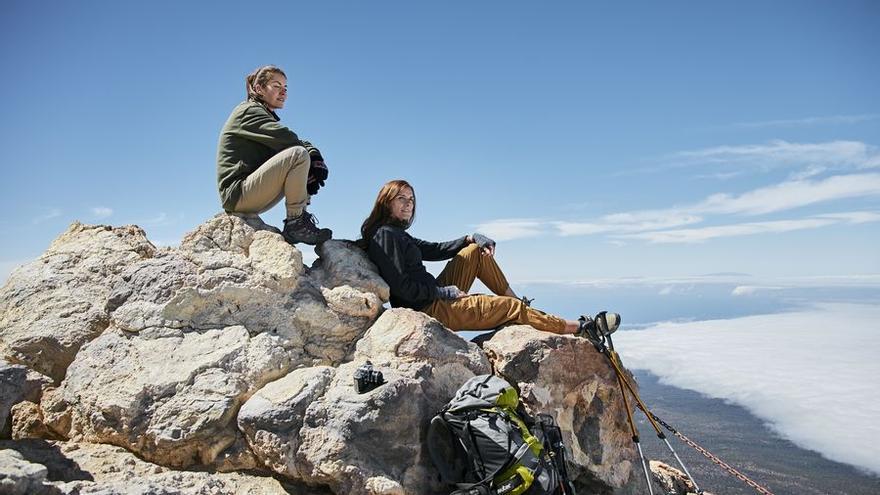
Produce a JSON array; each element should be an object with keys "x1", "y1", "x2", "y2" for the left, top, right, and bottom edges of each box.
[
  {"x1": 482, "y1": 325, "x2": 643, "y2": 494},
  {"x1": 24, "y1": 215, "x2": 387, "y2": 469},
  {"x1": 10, "y1": 401, "x2": 56, "y2": 441},
  {"x1": 1, "y1": 360, "x2": 52, "y2": 438},
  {"x1": 0, "y1": 447, "x2": 50, "y2": 495},
  {"x1": 0, "y1": 223, "x2": 155, "y2": 382},
  {"x1": 650, "y1": 460, "x2": 717, "y2": 495},
  {"x1": 0, "y1": 215, "x2": 667, "y2": 494},
  {"x1": 239, "y1": 309, "x2": 491, "y2": 495},
  {"x1": 0, "y1": 439, "x2": 304, "y2": 495}
]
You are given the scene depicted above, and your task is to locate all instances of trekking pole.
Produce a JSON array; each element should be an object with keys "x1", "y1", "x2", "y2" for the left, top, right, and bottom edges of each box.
[
  {"x1": 609, "y1": 348, "x2": 656, "y2": 495},
  {"x1": 603, "y1": 334, "x2": 704, "y2": 494},
  {"x1": 583, "y1": 323, "x2": 656, "y2": 495}
]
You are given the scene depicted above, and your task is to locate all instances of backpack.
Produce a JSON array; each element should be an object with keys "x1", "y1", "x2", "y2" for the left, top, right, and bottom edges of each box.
[{"x1": 427, "y1": 374, "x2": 576, "y2": 495}]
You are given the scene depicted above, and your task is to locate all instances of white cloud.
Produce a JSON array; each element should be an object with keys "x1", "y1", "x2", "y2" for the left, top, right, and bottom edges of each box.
[
  {"x1": 618, "y1": 211, "x2": 880, "y2": 244},
  {"x1": 538, "y1": 173, "x2": 880, "y2": 242},
  {"x1": 731, "y1": 285, "x2": 784, "y2": 296},
  {"x1": 675, "y1": 140, "x2": 879, "y2": 170},
  {"x1": 139, "y1": 212, "x2": 184, "y2": 227},
  {"x1": 817, "y1": 211, "x2": 880, "y2": 223},
  {"x1": 91, "y1": 207, "x2": 114, "y2": 219},
  {"x1": 479, "y1": 172, "x2": 880, "y2": 245},
  {"x1": 32, "y1": 208, "x2": 61, "y2": 224},
  {"x1": 473, "y1": 219, "x2": 547, "y2": 241},
  {"x1": 620, "y1": 218, "x2": 833, "y2": 243},
  {"x1": 730, "y1": 114, "x2": 879, "y2": 129},
  {"x1": 787, "y1": 165, "x2": 827, "y2": 181},
  {"x1": 613, "y1": 303, "x2": 880, "y2": 475},
  {"x1": 694, "y1": 173, "x2": 880, "y2": 216},
  {"x1": 145, "y1": 212, "x2": 168, "y2": 225},
  {"x1": 518, "y1": 274, "x2": 880, "y2": 289},
  {"x1": 555, "y1": 211, "x2": 703, "y2": 236}
]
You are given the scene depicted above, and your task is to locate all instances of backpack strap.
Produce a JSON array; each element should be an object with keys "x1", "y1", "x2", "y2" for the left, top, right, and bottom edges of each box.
[{"x1": 428, "y1": 415, "x2": 466, "y2": 485}]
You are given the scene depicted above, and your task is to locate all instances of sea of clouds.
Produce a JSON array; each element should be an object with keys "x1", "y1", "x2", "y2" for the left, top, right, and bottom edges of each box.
[{"x1": 614, "y1": 302, "x2": 880, "y2": 475}]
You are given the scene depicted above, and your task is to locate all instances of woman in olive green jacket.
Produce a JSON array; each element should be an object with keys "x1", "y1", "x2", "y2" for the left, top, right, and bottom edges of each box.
[{"x1": 216, "y1": 65, "x2": 330, "y2": 245}]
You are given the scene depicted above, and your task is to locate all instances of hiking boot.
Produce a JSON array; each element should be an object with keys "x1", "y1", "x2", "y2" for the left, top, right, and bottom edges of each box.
[
  {"x1": 282, "y1": 211, "x2": 332, "y2": 245},
  {"x1": 576, "y1": 315, "x2": 601, "y2": 343},
  {"x1": 576, "y1": 311, "x2": 621, "y2": 342},
  {"x1": 595, "y1": 311, "x2": 621, "y2": 337}
]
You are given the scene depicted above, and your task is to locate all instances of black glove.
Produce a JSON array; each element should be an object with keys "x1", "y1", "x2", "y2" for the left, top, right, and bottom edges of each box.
[
  {"x1": 436, "y1": 285, "x2": 463, "y2": 300},
  {"x1": 471, "y1": 233, "x2": 495, "y2": 250},
  {"x1": 307, "y1": 159, "x2": 329, "y2": 195}
]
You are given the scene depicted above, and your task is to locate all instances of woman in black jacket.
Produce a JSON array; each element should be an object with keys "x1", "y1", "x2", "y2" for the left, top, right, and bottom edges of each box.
[{"x1": 360, "y1": 179, "x2": 619, "y2": 337}]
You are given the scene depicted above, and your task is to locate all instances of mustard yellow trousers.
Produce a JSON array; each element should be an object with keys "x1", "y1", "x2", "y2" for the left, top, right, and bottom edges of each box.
[{"x1": 422, "y1": 244, "x2": 567, "y2": 333}]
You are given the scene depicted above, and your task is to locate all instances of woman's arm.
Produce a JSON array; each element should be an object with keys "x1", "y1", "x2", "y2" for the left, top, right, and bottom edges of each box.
[{"x1": 413, "y1": 235, "x2": 469, "y2": 261}]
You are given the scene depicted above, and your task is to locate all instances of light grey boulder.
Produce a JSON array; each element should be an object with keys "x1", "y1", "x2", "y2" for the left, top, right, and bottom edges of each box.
[
  {"x1": 32, "y1": 214, "x2": 387, "y2": 470},
  {"x1": 109, "y1": 218, "x2": 304, "y2": 337},
  {"x1": 1, "y1": 360, "x2": 52, "y2": 438},
  {"x1": 482, "y1": 326, "x2": 643, "y2": 494},
  {"x1": 0, "y1": 223, "x2": 155, "y2": 382},
  {"x1": 649, "y1": 460, "x2": 717, "y2": 495},
  {"x1": 47, "y1": 325, "x2": 291, "y2": 468},
  {"x1": 313, "y1": 240, "x2": 389, "y2": 301},
  {"x1": 0, "y1": 448, "x2": 51, "y2": 495},
  {"x1": 237, "y1": 366, "x2": 336, "y2": 478},
  {"x1": 238, "y1": 309, "x2": 491, "y2": 495},
  {"x1": 0, "y1": 440, "x2": 302, "y2": 495}
]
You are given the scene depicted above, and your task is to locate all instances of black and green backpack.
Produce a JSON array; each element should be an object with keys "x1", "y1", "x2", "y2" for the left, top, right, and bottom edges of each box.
[{"x1": 427, "y1": 374, "x2": 576, "y2": 495}]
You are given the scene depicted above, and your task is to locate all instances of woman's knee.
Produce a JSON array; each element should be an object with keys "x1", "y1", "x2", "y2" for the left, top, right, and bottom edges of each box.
[
  {"x1": 458, "y1": 243, "x2": 481, "y2": 260},
  {"x1": 275, "y1": 145, "x2": 310, "y2": 164}
]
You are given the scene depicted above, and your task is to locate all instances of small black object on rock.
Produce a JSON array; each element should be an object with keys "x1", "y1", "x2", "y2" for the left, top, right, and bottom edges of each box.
[{"x1": 353, "y1": 360, "x2": 385, "y2": 394}]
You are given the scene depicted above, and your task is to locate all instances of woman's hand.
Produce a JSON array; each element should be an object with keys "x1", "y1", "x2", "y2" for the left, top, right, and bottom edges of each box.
[
  {"x1": 470, "y1": 233, "x2": 496, "y2": 256},
  {"x1": 438, "y1": 285, "x2": 467, "y2": 300}
]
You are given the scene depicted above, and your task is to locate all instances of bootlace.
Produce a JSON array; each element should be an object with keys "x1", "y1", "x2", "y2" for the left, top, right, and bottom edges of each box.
[{"x1": 301, "y1": 211, "x2": 322, "y2": 228}]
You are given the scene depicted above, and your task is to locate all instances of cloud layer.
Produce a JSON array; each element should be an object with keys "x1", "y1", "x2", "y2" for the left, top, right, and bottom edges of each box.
[
  {"x1": 613, "y1": 303, "x2": 880, "y2": 475},
  {"x1": 674, "y1": 139, "x2": 880, "y2": 170},
  {"x1": 474, "y1": 140, "x2": 880, "y2": 244}
]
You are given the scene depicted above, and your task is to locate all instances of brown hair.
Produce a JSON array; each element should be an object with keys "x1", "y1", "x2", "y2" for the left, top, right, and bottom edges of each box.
[
  {"x1": 358, "y1": 179, "x2": 416, "y2": 249},
  {"x1": 246, "y1": 65, "x2": 286, "y2": 102}
]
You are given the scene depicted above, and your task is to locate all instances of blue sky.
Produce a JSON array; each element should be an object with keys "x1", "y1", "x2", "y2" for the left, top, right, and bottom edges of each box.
[{"x1": 2, "y1": 0, "x2": 879, "y2": 285}]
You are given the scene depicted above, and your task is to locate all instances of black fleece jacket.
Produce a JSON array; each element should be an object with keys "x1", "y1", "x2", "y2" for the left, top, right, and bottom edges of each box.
[{"x1": 367, "y1": 224, "x2": 468, "y2": 310}]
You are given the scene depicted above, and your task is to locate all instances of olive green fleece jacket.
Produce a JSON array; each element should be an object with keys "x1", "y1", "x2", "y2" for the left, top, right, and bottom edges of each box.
[{"x1": 216, "y1": 100, "x2": 321, "y2": 211}]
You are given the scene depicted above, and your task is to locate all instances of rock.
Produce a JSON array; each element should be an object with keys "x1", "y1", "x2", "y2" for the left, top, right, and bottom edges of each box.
[
  {"x1": 0, "y1": 440, "x2": 306, "y2": 495},
  {"x1": 24, "y1": 215, "x2": 389, "y2": 469},
  {"x1": 238, "y1": 366, "x2": 336, "y2": 478},
  {"x1": 238, "y1": 309, "x2": 491, "y2": 495},
  {"x1": 1, "y1": 360, "x2": 53, "y2": 438},
  {"x1": 649, "y1": 460, "x2": 717, "y2": 495},
  {"x1": 0, "y1": 213, "x2": 657, "y2": 495},
  {"x1": 38, "y1": 388, "x2": 70, "y2": 441},
  {"x1": 53, "y1": 326, "x2": 292, "y2": 468},
  {"x1": 10, "y1": 401, "x2": 55, "y2": 441},
  {"x1": 482, "y1": 325, "x2": 643, "y2": 494},
  {"x1": 313, "y1": 240, "x2": 390, "y2": 301},
  {"x1": 0, "y1": 223, "x2": 155, "y2": 382},
  {"x1": 0, "y1": 448, "x2": 51, "y2": 495}
]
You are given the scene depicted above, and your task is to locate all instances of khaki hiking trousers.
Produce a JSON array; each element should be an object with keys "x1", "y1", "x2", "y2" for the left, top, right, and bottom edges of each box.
[
  {"x1": 422, "y1": 244, "x2": 567, "y2": 333},
  {"x1": 233, "y1": 146, "x2": 310, "y2": 219}
]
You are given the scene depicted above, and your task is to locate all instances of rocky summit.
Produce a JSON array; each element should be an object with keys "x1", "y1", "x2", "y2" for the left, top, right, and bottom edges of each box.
[{"x1": 0, "y1": 214, "x2": 692, "y2": 495}]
